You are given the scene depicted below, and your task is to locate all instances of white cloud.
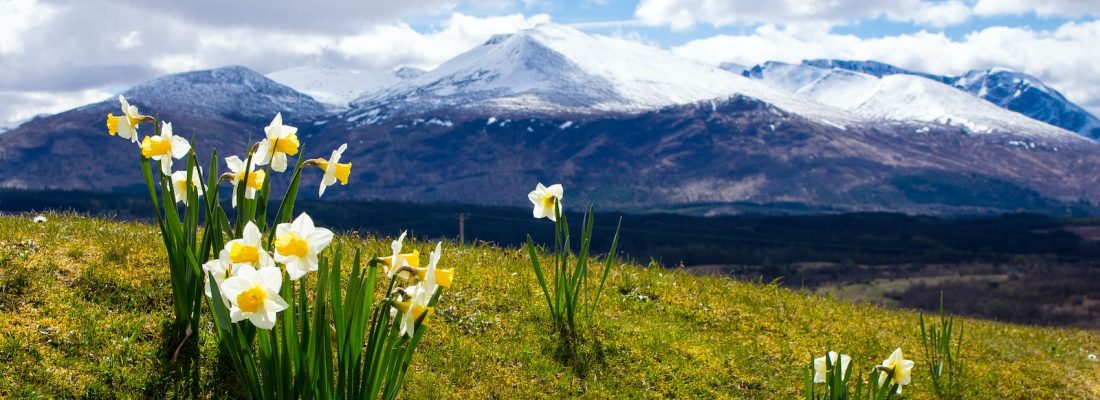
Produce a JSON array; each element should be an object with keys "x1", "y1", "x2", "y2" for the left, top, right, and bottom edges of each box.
[
  {"x1": 0, "y1": 89, "x2": 113, "y2": 126},
  {"x1": 634, "y1": 0, "x2": 972, "y2": 30},
  {"x1": 672, "y1": 20, "x2": 1100, "y2": 114},
  {"x1": 973, "y1": 0, "x2": 1100, "y2": 18},
  {"x1": 0, "y1": 0, "x2": 57, "y2": 54}
]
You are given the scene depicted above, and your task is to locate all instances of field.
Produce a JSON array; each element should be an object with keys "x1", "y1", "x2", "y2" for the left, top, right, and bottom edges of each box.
[{"x1": 1, "y1": 213, "x2": 1099, "y2": 398}]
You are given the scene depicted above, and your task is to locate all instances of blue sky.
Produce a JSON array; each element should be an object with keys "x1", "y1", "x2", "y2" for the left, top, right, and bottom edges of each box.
[{"x1": 1, "y1": 0, "x2": 1098, "y2": 125}]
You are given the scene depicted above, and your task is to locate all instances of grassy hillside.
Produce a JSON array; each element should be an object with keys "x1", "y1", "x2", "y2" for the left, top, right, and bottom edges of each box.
[{"x1": 1, "y1": 213, "x2": 1098, "y2": 399}]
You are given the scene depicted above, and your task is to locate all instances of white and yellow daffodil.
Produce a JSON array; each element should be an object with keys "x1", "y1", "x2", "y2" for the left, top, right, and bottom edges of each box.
[
  {"x1": 106, "y1": 95, "x2": 147, "y2": 143},
  {"x1": 394, "y1": 283, "x2": 434, "y2": 338},
  {"x1": 274, "y1": 212, "x2": 334, "y2": 280},
  {"x1": 316, "y1": 143, "x2": 351, "y2": 197},
  {"x1": 878, "y1": 348, "x2": 915, "y2": 393},
  {"x1": 202, "y1": 250, "x2": 235, "y2": 299},
  {"x1": 528, "y1": 183, "x2": 564, "y2": 221},
  {"x1": 141, "y1": 121, "x2": 191, "y2": 175},
  {"x1": 221, "y1": 266, "x2": 288, "y2": 330},
  {"x1": 254, "y1": 112, "x2": 300, "y2": 173},
  {"x1": 412, "y1": 241, "x2": 453, "y2": 291},
  {"x1": 813, "y1": 351, "x2": 851, "y2": 383},
  {"x1": 222, "y1": 221, "x2": 275, "y2": 270},
  {"x1": 170, "y1": 166, "x2": 203, "y2": 205},
  {"x1": 225, "y1": 155, "x2": 267, "y2": 208},
  {"x1": 381, "y1": 230, "x2": 418, "y2": 279}
]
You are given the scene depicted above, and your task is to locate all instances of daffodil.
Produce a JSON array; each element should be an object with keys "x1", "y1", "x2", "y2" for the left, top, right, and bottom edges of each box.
[
  {"x1": 393, "y1": 283, "x2": 434, "y2": 337},
  {"x1": 274, "y1": 213, "x2": 333, "y2": 280},
  {"x1": 221, "y1": 266, "x2": 288, "y2": 330},
  {"x1": 202, "y1": 250, "x2": 235, "y2": 299},
  {"x1": 105, "y1": 95, "x2": 147, "y2": 143},
  {"x1": 170, "y1": 166, "x2": 203, "y2": 205},
  {"x1": 222, "y1": 221, "x2": 275, "y2": 270},
  {"x1": 140, "y1": 121, "x2": 191, "y2": 175},
  {"x1": 254, "y1": 112, "x2": 300, "y2": 173},
  {"x1": 315, "y1": 143, "x2": 351, "y2": 197},
  {"x1": 813, "y1": 351, "x2": 851, "y2": 383},
  {"x1": 528, "y1": 183, "x2": 564, "y2": 221},
  {"x1": 412, "y1": 241, "x2": 453, "y2": 290},
  {"x1": 878, "y1": 348, "x2": 915, "y2": 393},
  {"x1": 225, "y1": 155, "x2": 267, "y2": 208},
  {"x1": 382, "y1": 230, "x2": 418, "y2": 279}
]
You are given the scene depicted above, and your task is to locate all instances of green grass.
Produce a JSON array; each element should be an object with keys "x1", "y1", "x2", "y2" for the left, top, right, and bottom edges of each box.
[{"x1": 1, "y1": 213, "x2": 1098, "y2": 399}]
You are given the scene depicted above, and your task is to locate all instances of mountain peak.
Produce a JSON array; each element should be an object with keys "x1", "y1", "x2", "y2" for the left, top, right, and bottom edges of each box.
[{"x1": 127, "y1": 65, "x2": 325, "y2": 121}]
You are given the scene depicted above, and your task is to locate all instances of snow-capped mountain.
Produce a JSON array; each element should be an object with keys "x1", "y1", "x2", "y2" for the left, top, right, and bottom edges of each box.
[
  {"x1": 4, "y1": 26, "x2": 1100, "y2": 214},
  {"x1": 746, "y1": 61, "x2": 1078, "y2": 139},
  {"x1": 267, "y1": 65, "x2": 426, "y2": 108},
  {"x1": 346, "y1": 24, "x2": 844, "y2": 125},
  {"x1": 953, "y1": 68, "x2": 1100, "y2": 138},
  {"x1": 800, "y1": 60, "x2": 1100, "y2": 138},
  {"x1": 126, "y1": 65, "x2": 325, "y2": 121}
]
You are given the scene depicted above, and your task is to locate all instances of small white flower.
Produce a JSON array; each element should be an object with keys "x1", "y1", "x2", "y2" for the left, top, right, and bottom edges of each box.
[
  {"x1": 170, "y1": 166, "x2": 203, "y2": 205},
  {"x1": 1089, "y1": 354, "x2": 1097, "y2": 362},
  {"x1": 254, "y1": 113, "x2": 300, "y2": 173},
  {"x1": 528, "y1": 183, "x2": 564, "y2": 221},
  {"x1": 141, "y1": 121, "x2": 191, "y2": 175},
  {"x1": 878, "y1": 348, "x2": 915, "y2": 393},
  {"x1": 33, "y1": 215, "x2": 47, "y2": 223},
  {"x1": 273, "y1": 213, "x2": 334, "y2": 280},
  {"x1": 813, "y1": 351, "x2": 851, "y2": 383},
  {"x1": 225, "y1": 155, "x2": 266, "y2": 208},
  {"x1": 316, "y1": 143, "x2": 351, "y2": 197},
  {"x1": 221, "y1": 266, "x2": 288, "y2": 330}
]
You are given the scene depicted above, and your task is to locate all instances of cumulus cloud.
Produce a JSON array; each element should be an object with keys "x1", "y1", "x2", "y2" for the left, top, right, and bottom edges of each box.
[
  {"x1": 634, "y1": 0, "x2": 973, "y2": 30},
  {"x1": 671, "y1": 20, "x2": 1100, "y2": 114},
  {"x1": 973, "y1": 0, "x2": 1100, "y2": 18},
  {"x1": 0, "y1": 0, "x2": 548, "y2": 125}
]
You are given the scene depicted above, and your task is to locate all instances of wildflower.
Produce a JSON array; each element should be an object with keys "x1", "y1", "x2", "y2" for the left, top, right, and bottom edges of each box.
[
  {"x1": 105, "y1": 95, "x2": 147, "y2": 143},
  {"x1": 223, "y1": 222, "x2": 275, "y2": 270},
  {"x1": 528, "y1": 183, "x2": 564, "y2": 221},
  {"x1": 140, "y1": 121, "x2": 191, "y2": 175},
  {"x1": 254, "y1": 113, "x2": 300, "y2": 173},
  {"x1": 170, "y1": 166, "x2": 203, "y2": 205},
  {"x1": 33, "y1": 215, "x2": 47, "y2": 223},
  {"x1": 1089, "y1": 354, "x2": 1098, "y2": 362},
  {"x1": 315, "y1": 143, "x2": 351, "y2": 197},
  {"x1": 878, "y1": 348, "x2": 915, "y2": 393},
  {"x1": 382, "y1": 231, "x2": 417, "y2": 278},
  {"x1": 221, "y1": 266, "x2": 288, "y2": 330},
  {"x1": 225, "y1": 155, "x2": 267, "y2": 208},
  {"x1": 394, "y1": 283, "x2": 434, "y2": 337},
  {"x1": 813, "y1": 351, "x2": 851, "y2": 383},
  {"x1": 274, "y1": 213, "x2": 334, "y2": 280},
  {"x1": 413, "y1": 241, "x2": 453, "y2": 290}
]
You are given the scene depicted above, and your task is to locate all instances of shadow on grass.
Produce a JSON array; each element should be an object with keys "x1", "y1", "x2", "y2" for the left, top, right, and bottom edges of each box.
[
  {"x1": 551, "y1": 328, "x2": 609, "y2": 379},
  {"x1": 141, "y1": 319, "x2": 243, "y2": 399}
]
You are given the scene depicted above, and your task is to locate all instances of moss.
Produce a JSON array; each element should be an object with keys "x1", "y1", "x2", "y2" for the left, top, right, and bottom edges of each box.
[{"x1": 0, "y1": 213, "x2": 1098, "y2": 399}]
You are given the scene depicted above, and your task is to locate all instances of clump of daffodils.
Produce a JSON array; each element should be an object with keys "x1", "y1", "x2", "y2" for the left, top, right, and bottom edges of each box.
[
  {"x1": 103, "y1": 94, "x2": 452, "y2": 398},
  {"x1": 804, "y1": 348, "x2": 913, "y2": 400}
]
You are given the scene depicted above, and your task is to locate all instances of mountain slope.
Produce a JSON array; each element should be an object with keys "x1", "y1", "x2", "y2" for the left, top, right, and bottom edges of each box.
[
  {"x1": 0, "y1": 66, "x2": 327, "y2": 191},
  {"x1": 749, "y1": 62, "x2": 1083, "y2": 138},
  {"x1": 802, "y1": 59, "x2": 1100, "y2": 138}
]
